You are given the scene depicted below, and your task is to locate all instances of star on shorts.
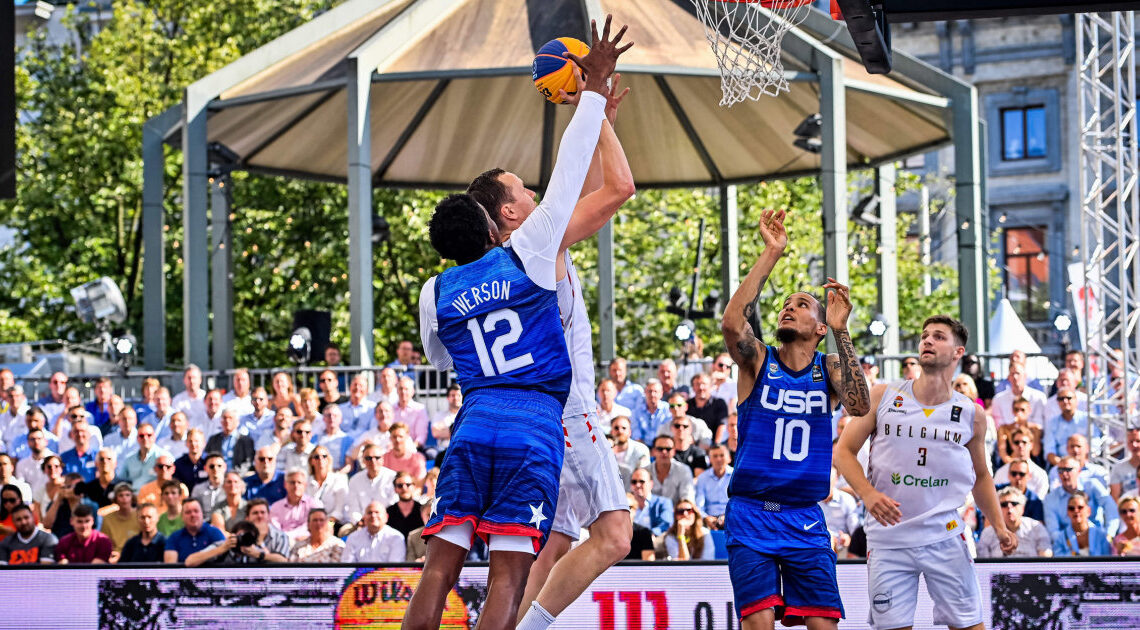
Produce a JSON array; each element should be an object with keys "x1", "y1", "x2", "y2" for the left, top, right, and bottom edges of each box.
[
  {"x1": 529, "y1": 503, "x2": 547, "y2": 528},
  {"x1": 430, "y1": 496, "x2": 442, "y2": 519}
]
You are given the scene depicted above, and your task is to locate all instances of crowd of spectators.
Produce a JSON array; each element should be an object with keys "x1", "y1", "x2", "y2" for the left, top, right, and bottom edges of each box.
[{"x1": 0, "y1": 341, "x2": 1134, "y2": 566}]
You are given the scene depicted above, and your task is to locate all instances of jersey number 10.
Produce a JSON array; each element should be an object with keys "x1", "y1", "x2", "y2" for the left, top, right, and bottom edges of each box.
[
  {"x1": 772, "y1": 417, "x2": 811, "y2": 462},
  {"x1": 466, "y1": 308, "x2": 535, "y2": 377}
]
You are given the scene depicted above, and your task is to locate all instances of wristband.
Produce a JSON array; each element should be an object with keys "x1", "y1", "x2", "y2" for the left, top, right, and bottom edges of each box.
[{"x1": 258, "y1": 551, "x2": 266, "y2": 561}]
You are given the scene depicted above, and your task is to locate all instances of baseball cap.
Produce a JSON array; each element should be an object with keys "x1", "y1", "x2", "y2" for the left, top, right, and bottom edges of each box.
[{"x1": 860, "y1": 356, "x2": 876, "y2": 366}]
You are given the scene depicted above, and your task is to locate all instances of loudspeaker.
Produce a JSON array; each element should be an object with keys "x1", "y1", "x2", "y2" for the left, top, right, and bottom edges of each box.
[
  {"x1": 291, "y1": 310, "x2": 331, "y2": 362},
  {"x1": 1, "y1": 0, "x2": 15, "y2": 199}
]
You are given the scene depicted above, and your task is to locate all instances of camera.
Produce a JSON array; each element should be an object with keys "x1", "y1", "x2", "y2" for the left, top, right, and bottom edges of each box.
[{"x1": 234, "y1": 522, "x2": 259, "y2": 548}]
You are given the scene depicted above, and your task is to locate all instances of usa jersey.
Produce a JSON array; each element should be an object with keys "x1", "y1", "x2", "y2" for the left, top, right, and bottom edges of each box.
[
  {"x1": 729, "y1": 346, "x2": 834, "y2": 505},
  {"x1": 425, "y1": 246, "x2": 572, "y2": 403}
]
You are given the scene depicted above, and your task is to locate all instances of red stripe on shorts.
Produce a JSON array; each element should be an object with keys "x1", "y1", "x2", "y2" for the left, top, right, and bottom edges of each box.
[
  {"x1": 783, "y1": 605, "x2": 842, "y2": 620},
  {"x1": 740, "y1": 594, "x2": 784, "y2": 619}
]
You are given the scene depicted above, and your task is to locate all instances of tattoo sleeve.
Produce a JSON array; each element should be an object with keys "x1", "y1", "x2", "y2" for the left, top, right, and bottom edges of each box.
[{"x1": 832, "y1": 329, "x2": 871, "y2": 416}]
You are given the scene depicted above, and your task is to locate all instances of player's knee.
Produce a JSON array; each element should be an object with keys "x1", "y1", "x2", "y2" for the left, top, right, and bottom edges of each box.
[{"x1": 596, "y1": 511, "x2": 632, "y2": 561}]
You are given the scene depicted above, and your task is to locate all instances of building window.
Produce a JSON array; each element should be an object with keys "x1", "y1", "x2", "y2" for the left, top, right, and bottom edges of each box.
[
  {"x1": 1004, "y1": 226, "x2": 1050, "y2": 322},
  {"x1": 1001, "y1": 106, "x2": 1047, "y2": 161}
]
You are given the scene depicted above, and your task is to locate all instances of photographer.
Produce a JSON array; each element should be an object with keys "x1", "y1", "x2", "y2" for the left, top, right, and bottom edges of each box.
[{"x1": 184, "y1": 499, "x2": 288, "y2": 566}]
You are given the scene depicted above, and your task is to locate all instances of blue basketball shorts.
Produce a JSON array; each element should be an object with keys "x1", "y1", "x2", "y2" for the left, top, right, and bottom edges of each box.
[
  {"x1": 725, "y1": 497, "x2": 844, "y2": 624},
  {"x1": 422, "y1": 388, "x2": 565, "y2": 552}
]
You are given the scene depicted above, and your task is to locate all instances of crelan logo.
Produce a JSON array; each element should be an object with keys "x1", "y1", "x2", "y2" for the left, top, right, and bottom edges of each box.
[{"x1": 890, "y1": 472, "x2": 948, "y2": 487}]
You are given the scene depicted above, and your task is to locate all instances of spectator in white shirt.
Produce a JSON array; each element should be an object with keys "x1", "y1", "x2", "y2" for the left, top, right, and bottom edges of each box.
[
  {"x1": 596, "y1": 379, "x2": 632, "y2": 436},
  {"x1": 306, "y1": 445, "x2": 349, "y2": 523},
  {"x1": 342, "y1": 500, "x2": 405, "y2": 562},
  {"x1": 1, "y1": 385, "x2": 29, "y2": 446},
  {"x1": 991, "y1": 362, "x2": 1048, "y2": 427},
  {"x1": 15, "y1": 428, "x2": 53, "y2": 490},
  {"x1": 242, "y1": 387, "x2": 276, "y2": 437},
  {"x1": 367, "y1": 368, "x2": 399, "y2": 406},
  {"x1": 1111, "y1": 428, "x2": 1140, "y2": 502},
  {"x1": 158, "y1": 412, "x2": 190, "y2": 460},
  {"x1": 314, "y1": 405, "x2": 353, "y2": 472},
  {"x1": 819, "y1": 468, "x2": 860, "y2": 555},
  {"x1": 344, "y1": 444, "x2": 397, "y2": 525},
  {"x1": 392, "y1": 377, "x2": 429, "y2": 447},
  {"x1": 709, "y1": 353, "x2": 737, "y2": 405},
  {"x1": 221, "y1": 369, "x2": 254, "y2": 417},
  {"x1": 348, "y1": 402, "x2": 394, "y2": 471},
  {"x1": 171, "y1": 365, "x2": 208, "y2": 428},
  {"x1": 979, "y1": 486, "x2": 1052, "y2": 558},
  {"x1": 430, "y1": 384, "x2": 462, "y2": 453},
  {"x1": 993, "y1": 429, "x2": 1050, "y2": 498},
  {"x1": 279, "y1": 419, "x2": 316, "y2": 474},
  {"x1": 199, "y1": 389, "x2": 225, "y2": 436},
  {"x1": 140, "y1": 388, "x2": 174, "y2": 441},
  {"x1": 1044, "y1": 368, "x2": 1088, "y2": 421},
  {"x1": 610, "y1": 415, "x2": 649, "y2": 490}
]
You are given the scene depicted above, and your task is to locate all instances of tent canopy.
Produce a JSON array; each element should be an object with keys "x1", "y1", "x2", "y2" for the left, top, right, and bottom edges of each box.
[{"x1": 178, "y1": 0, "x2": 952, "y2": 189}]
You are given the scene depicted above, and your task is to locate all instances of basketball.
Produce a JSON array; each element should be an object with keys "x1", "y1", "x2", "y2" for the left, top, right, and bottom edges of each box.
[{"x1": 532, "y1": 37, "x2": 590, "y2": 104}]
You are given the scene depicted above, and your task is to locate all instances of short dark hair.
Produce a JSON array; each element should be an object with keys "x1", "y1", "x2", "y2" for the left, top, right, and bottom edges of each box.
[
  {"x1": 161, "y1": 480, "x2": 182, "y2": 493},
  {"x1": 10, "y1": 503, "x2": 32, "y2": 518},
  {"x1": 204, "y1": 453, "x2": 226, "y2": 466},
  {"x1": 308, "y1": 507, "x2": 328, "y2": 520},
  {"x1": 1065, "y1": 349, "x2": 1085, "y2": 361},
  {"x1": 466, "y1": 168, "x2": 510, "y2": 230},
  {"x1": 25, "y1": 406, "x2": 45, "y2": 421},
  {"x1": 72, "y1": 503, "x2": 95, "y2": 520},
  {"x1": 447, "y1": 383, "x2": 461, "y2": 394},
  {"x1": 922, "y1": 315, "x2": 969, "y2": 347},
  {"x1": 181, "y1": 497, "x2": 203, "y2": 511},
  {"x1": 428, "y1": 194, "x2": 494, "y2": 264},
  {"x1": 246, "y1": 498, "x2": 270, "y2": 515}
]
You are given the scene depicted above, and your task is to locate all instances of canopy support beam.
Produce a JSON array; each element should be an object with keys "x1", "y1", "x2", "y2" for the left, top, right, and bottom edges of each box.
[
  {"x1": 210, "y1": 176, "x2": 234, "y2": 372},
  {"x1": 346, "y1": 57, "x2": 374, "y2": 368},
  {"x1": 598, "y1": 220, "x2": 616, "y2": 363},
  {"x1": 182, "y1": 98, "x2": 210, "y2": 368},
  {"x1": 876, "y1": 164, "x2": 900, "y2": 377},
  {"x1": 819, "y1": 51, "x2": 848, "y2": 354},
  {"x1": 720, "y1": 185, "x2": 739, "y2": 301},
  {"x1": 142, "y1": 105, "x2": 181, "y2": 370}
]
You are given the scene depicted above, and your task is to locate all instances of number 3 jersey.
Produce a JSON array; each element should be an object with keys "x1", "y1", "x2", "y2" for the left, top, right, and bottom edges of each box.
[
  {"x1": 730, "y1": 346, "x2": 835, "y2": 506},
  {"x1": 864, "y1": 379, "x2": 977, "y2": 549},
  {"x1": 420, "y1": 246, "x2": 572, "y2": 405}
]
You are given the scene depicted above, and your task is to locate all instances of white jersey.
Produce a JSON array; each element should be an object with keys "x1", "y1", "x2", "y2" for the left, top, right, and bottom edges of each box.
[
  {"x1": 865, "y1": 380, "x2": 977, "y2": 549},
  {"x1": 556, "y1": 251, "x2": 597, "y2": 417}
]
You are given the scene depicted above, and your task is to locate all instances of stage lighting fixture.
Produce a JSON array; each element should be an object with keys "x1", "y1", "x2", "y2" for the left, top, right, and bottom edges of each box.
[
  {"x1": 852, "y1": 194, "x2": 881, "y2": 226},
  {"x1": 793, "y1": 137, "x2": 822, "y2": 154},
  {"x1": 70, "y1": 277, "x2": 128, "y2": 325},
  {"x1": 675, "y1": 319, "x2": 696, "y2": 343},
  {"x1": 794, "y1": 113, "x2": 822, "y2": 139},
  {"x1": 1053, "y1": 311, "x2": 1072, "y2": 333},
  {"x1": 867, "y1": 313, "x2": 888, "y2": 338},
  {"x1": 288, "y1": 327, "x2": 312, "y2": 365}
]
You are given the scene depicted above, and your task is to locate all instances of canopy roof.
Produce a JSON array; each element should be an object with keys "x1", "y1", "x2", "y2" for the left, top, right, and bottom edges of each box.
[{"x1": 180, "y1": 0, "x2": 953, "y2": 189}]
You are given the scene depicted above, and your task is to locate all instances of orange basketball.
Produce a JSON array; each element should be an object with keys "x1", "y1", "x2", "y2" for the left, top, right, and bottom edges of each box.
[{"x1": 532, "y1": 37, "x2": 590, "y2": 104}]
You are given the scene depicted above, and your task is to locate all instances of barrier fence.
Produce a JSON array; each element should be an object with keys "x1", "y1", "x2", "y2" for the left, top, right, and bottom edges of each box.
[{"x1": 0, "y1": 559, "x2": 1136, "y2": 629}]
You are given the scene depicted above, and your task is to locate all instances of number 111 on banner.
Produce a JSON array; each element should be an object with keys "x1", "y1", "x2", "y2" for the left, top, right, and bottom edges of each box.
[{"x1": 593, "y1": 591, "x2": 669, "y2": 630}]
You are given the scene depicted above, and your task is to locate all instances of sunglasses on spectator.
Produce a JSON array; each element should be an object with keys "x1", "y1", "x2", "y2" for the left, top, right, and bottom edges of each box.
[
  {"x1": 1012, "y1": 440, "x2": 1030, "y2": 446},
  {"x1": 1122, "y1": 508, "x2": 1138, "y2": 514},
  {"x1": 654, "y1": 446, "x2": 674, "y2": 452},
  {"x1": 716, "y1": 362, "x2": 732, "y2": 369},
  {"x1": 155, "y1": 463, "x2": 174, "y2": 469},
  {"x1": 138, "y1": 432, "x2": 155, "y2": 438},
  {"x1": 673, "y1": 423, "x2": 689, "y2": 429},
  {"x1": 321, "y1": 377, "x2": 337, "y2": 382},
  {"x1": 362, "y1": 456, "x2": 383, "y2": 462},
  {"x1": 1058, "y1": 467, "x2": 1076, "y2": 473},
  {"x1": 395, "y1": 482, "x2": 415, "y2": 488},
  {"x1": 1058, "y1": 396, "x2": 1075, "y2": 401},
  {"x1": 294, "y1": 429, "x2": 311, "y2": 434},
  {"x1": 676, "y1": 507, "x2": 694, "y2": 515},
  {"x1": 257, "y1": 456, "x2": 275, "y2": 462},
  {"x1": 1008, "y1": 470, "x2": 1028, "y2": 478},
  {"x1": 310, "y1": 453, "x2": 330, "y2": 459},
  {"x1": 1, "y1": 497, "x2": 18, "y2": 504},
  {"x1": 669, "y1": 403, "x2": 685, "y2": 408},
  {"x1": 630, "y1": 480, "x2": 647, "y2": 485},
  {"x1": 1068, "y1": 505, "x2": 1088, "y2": 511},
  {"x1": 999, "y1": 501, "x2": 1022, "y2": 508}
]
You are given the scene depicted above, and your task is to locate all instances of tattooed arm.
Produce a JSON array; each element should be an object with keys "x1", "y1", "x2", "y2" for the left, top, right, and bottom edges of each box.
[
  {"x1": 822, "y1": 279, "x2": 871, "y2": 416},
  {"x1": 722, "y1": 209, "x2": 786, "y2": 404}
]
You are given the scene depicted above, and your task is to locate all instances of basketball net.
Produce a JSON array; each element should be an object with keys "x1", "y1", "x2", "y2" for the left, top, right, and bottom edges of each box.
[{"x1": 690, "y1": 0, "x2": 814, "y2": 105}]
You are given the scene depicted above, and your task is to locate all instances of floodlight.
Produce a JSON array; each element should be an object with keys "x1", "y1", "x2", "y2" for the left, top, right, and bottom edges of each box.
[
  {"x1": 1053, "y1": 312, "x2": 1072, "y2": 333},
  {"x1": 852, "y1": 194, "x2": 881, "y2": 226},
  {"x1": 70, "y1": 277, "x2": 128, "y2": 325},
  {"x1": 675, "y1": 319, "x2": 696, "y2": 342},
  {"x1": 868, "y1": 313, "x2": 888, "y2": 338},
  {"x1": 793, "y1": 113, "x2": 822, "y2": 139},
  {"x1": 793, "y1": 137, "x2": 822, "y2": 154},
  {"x1": 288, "y1": 327, "x2": 312, "y2": 365},
  {"x1": 111, "y1": 333, "x2": 137, "y2": 369}
]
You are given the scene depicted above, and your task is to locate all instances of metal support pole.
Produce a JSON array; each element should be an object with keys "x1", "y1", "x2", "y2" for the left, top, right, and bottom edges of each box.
[
  {"x1": 210, "y1": 177, "x2": 234, "y2": 371},
  {"x1": 819, "y1": 51, "x2": 848, "y2": 354},
  {"x1": 182, "y1": 99, "x2": 210, "y2": 368},
  {"x1": 952, "y1": 84, "x2": 986, "y2": 353},
  {"x1": 142, "y1": 107, "x2": 179, "y2": 370},
  {"x1": 919, "y1": 185, "x2": 932, "y2": 297},
  {"x1": 598, "y1": 220, "x2": 616, "y2": 363},
  {"x1": 720, "y1": 185, "x2": 739, "y2": 299},
  {"x1": 877, "y1": 165, "x2": 900, "y2": 378},
  {"x1": 347, "y1": 58, "x2": 374, "y2": 368}
]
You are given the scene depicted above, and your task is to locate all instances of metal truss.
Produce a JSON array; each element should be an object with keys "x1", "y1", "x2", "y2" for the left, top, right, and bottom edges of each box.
[{"x1": 1077, "y1": 11, "x2": 1140, "y2": 463}]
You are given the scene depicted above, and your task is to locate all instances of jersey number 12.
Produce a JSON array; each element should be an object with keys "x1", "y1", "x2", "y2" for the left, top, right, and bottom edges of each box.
[
  {"x1": 772, "y1": 417, "x2": 810, "y2": 462},
  {"x1": 466, "y1": 308, "x2": 534, "y2": 377}
]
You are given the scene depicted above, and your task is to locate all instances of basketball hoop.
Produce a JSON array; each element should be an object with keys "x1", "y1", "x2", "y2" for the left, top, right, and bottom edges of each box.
[{"x1": 690, "y1": 0, "x2": 816, "y2": 105}]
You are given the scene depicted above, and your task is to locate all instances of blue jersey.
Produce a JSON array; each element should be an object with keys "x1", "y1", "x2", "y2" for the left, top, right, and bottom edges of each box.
[
  {"x1": 430, "y1": 247, "x2": 572, "y2": 403},
  {"x1": 729, "y1": 346, "x2": 834, "y2": 505}
]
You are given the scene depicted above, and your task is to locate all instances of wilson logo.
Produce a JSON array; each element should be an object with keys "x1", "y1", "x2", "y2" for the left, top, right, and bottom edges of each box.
[{"x1": 759, "y1": 385, "x2": 828, "y2": 414}]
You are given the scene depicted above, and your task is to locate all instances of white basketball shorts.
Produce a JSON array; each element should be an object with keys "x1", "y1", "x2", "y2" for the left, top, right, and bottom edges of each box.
[
  {"x1": 866, "y1": 534, "x2": 982, "y2": 629},
  {"x1": 551, "y1": 411, "x2": 629, "y2": 540}
]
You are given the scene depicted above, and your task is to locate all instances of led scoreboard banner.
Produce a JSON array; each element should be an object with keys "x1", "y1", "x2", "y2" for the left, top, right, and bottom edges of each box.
[{"x1": 0, "y1": 560, "x2": 1138, "y2": 628}]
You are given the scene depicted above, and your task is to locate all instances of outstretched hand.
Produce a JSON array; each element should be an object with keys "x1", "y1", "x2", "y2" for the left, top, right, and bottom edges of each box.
[
  {"x1": 823, "y1": 277, "x2": 852, "y2": 331},
  {"x1": 564, "y1": 15, "x2": 633, "y2": 96},
  {"x1": 556, "y1": 72, "x2": 631, "y2": 125},
  {"x1": 758, "y1": 209, "x2": 787, "y2": 251}
]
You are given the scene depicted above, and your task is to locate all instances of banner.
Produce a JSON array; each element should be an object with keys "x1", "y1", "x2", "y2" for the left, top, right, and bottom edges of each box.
[{"x1": 0, "y1": 561, "x2": 1138, "y2": 629}]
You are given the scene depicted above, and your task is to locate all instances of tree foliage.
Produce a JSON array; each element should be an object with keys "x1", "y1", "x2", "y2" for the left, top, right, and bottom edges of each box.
[{"x1": 1, "y1": 0, "x2": 958, "y2": 368}]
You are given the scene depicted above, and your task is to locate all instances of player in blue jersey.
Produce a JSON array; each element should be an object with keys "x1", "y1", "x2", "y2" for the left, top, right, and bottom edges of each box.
[
  {"x1": 402, "y1": 18, "x2": 629, "y2": 630},
  {"x1": 720, "y1": 209, "x2": 872, "y2": 630}
]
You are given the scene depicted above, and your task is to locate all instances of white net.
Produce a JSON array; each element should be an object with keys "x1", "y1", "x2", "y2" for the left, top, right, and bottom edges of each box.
[{"x1": 690, "y1": 0, "x2": 814, "y2": 106}]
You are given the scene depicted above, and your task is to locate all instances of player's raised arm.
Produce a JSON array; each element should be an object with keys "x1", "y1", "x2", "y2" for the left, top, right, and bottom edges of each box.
[
  {"x1": 721, "y1": 209, "x2": 785, "y2": 402},
  {"x1": 822, "y1": 278, "x2": 871, "y2": 416},
  {"x1": 967, "y1": 401, "x2": 1018, "y2": 555},
  {"x1": 510, "y1": 16, "x2": 631, "y2": 290},
  {"x1": 834, "y1": 383, "x2": 901, "y2": 526},
  {"x1": 561, "y1": 75, "x2": 634, "y2": 252}
]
